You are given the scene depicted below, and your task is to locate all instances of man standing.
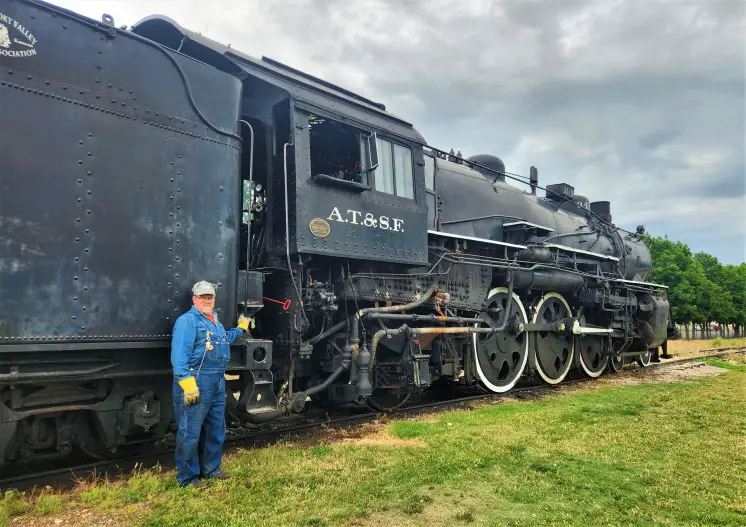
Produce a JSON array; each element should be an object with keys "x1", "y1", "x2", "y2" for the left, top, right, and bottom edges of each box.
[{"x1": 171, "y1": 280, "x2": 250, "y2": 488}]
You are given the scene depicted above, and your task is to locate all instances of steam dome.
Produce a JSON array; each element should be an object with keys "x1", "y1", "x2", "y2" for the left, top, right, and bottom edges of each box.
[{"x1": 467, "y1": 154, "x2": 505, "y2": 182}]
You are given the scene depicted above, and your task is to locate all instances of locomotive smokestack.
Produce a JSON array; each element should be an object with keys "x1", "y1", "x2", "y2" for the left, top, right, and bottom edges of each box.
[
  {"x1": 590, "y1": 201, "x2": 612, "y2": 223},
  {"x1": 530, "y1": 166, "x2": 538, "y2": 195}
]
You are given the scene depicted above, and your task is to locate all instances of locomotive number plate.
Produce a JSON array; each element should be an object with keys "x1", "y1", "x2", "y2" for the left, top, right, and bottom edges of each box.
[{"x1": 309, "y1": 218, "x2": 331, "y2": 237}]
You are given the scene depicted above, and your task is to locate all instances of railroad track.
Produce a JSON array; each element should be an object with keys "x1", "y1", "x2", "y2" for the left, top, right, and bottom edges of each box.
[{"x1": 2, "y1": 347, "x2": 743, "y2": 491}]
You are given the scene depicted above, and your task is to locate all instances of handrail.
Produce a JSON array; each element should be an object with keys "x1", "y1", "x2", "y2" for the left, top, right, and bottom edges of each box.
[
  {"x1": 283, "y1": 142, "x2": 308, "y2": 324},
  {"x1": 239, "y1": 119, "x2": 254, "y2": 309}
]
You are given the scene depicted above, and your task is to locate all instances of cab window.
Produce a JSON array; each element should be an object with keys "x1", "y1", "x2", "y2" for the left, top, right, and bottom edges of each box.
[
  {"x1": 370, "y1": 137, "x2": 414, "y2": 199},
  {"x1": 424, "y1": 154, "x2": 436, "y2": 226},
  {"x1": 424, "y1": 154, "x2": 435, "y2": 191},
  {"x1": 308, "y1": 115, "x2": 362, "y2": 183}
]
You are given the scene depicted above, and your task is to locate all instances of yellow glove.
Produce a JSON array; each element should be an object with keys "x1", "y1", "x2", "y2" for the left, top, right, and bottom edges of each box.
[
  {"x1": 178, "y1": 376, "x2": 200, "y2": 405},
  {"x1": 237, "y1": 315, "x2": 253, "y2": 331}
]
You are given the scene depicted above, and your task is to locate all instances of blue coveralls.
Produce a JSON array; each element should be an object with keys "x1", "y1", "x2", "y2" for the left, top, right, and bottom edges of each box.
[{"x1": 171, "y1": 306, "x2": 244, "y2": 486}]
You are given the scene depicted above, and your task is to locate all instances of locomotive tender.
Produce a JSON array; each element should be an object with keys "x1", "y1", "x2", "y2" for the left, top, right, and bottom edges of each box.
[{"x1": 0, "y1": 0, "x2": 670, "y2": 465}]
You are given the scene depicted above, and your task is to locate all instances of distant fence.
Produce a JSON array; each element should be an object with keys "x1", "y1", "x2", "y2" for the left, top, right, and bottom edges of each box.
[{"x1": 674, "y1": 323, "x2": 741, "y2": 340}]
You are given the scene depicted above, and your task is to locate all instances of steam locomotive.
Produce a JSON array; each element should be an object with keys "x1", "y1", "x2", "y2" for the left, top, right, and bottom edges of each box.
[{"x1": 0, "y1": 0, "x2": 670, "y2": 465}]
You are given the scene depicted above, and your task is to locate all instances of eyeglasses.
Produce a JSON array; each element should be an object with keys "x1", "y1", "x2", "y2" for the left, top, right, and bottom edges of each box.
[{"x1": 196, "y1": 295, "x2": 215, "y2": 301}]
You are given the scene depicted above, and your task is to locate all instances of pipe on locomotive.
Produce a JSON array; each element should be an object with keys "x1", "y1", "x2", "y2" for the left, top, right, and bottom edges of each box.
[
  {"x1": 366, "y1": 313, "x2": 483, "y2": 324},
  {"x1": 285, "y1": 340, "x2": 354, "y2": 414},
  {"x1": 353, "y1": 283, "x2": 441, "y2": 327},
  {"x1": 348, "y1": 282, "x2": 441, "y2": 351},
  {"x1": 348, "y1": 282, "x2": 440, "y2": 397},
  {"x1": 432, "y1": 246, "x2": 588, "y2": 288},
  {"x1": 303, "y1": 319, "x2": 347, "y2": 348},
  {"x1": 293, "y1": 283, "x2": 443, "y2": 405},
  {"x1": 435, "y1": 251, "x2": 589, "y2": 293},
  {"x1": 369, "y1": 325, "x2": 501, "y2": 366}
]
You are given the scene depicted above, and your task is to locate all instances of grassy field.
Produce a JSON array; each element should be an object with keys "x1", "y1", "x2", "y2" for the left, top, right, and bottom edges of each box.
[{"x1": 3, "y1": 353, "x2": 745, "y2": 527}]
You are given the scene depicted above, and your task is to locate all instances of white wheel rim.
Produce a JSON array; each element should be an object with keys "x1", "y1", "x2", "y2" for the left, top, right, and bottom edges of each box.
[
  {"x1": 531, "y1": 292, "x2": 574, "y2": 384},
  {"x1": 578, "y1": 339, "x2": 608, "y2": 378},
  {"x1": 473, "y1": 287, "x2": 529, "y2": 393},
  {"x1": 638, "y1": 350, "x2": 651, "y2": 366},
  {"x1": 609, "y1": 355, "x2": 624, "y2": 372}
]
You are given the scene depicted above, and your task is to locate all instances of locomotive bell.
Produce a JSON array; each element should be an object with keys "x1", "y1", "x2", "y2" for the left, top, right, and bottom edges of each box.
[{"x1": 467, "y1": 154, "x2": 506, "y2": 182}]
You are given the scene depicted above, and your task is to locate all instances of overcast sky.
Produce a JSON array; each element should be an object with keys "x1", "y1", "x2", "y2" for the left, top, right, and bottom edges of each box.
[{"x1": 49, "y1": 0, "x2": 746, "y2": 264}]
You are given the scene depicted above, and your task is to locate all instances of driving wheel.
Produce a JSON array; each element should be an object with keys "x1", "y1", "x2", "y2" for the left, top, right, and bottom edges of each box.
[
  {"x1": 473, "y1": 287, "x2": 529, "y2": 393},
  {"x1": 636, "y1": 349, "x2": 652, "y2": 367},
  {"x1": 530, "y1": 293, "x2": 574, "y2": 384},
  {"x1": 577, "y1": 335, "x2": 609, "y2": 378}
]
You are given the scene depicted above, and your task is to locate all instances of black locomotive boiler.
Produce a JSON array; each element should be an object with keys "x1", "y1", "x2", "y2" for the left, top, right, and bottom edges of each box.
[{"x1": 0, "y1": 0, "x2": 671, "y2": 466}]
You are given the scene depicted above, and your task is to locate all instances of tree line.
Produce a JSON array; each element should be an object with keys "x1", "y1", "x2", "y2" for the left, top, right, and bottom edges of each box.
[{"x1": 642, "y1": 235, "x2": 746, "y2": 339}]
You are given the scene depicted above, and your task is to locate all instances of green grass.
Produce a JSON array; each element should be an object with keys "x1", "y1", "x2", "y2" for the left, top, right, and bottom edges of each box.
[
  {"x1": 701, "y1": 357, "x2": 746, "y2": 372},
  {"x1": 711, "y1": 337, "x2": 746, "y2": 348},
  {"x1": 35, "y1": 494, "x2": 62, "y2": 516},
  {"x1": 0, "y1": 491, "x2": 29, "y2": 525},
  {"x1": 454, "y1": 506, "x2": 475, "y2": 523},
  {"x1": 4, "y1": 370, "x2": 746, "y2": 527}
]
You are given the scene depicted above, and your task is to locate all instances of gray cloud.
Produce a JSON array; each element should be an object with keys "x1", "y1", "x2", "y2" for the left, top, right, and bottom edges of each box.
[{"x1": 51, "y1": 0, "x2": 746, "y2": 263}]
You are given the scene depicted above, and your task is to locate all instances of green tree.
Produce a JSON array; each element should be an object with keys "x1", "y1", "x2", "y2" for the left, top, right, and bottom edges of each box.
[
  {"x1": 693, "y1": 252, "x2": 737, "y2": 336},
  {"x1": 721, "y1": 263, "x2": 746, "y2": 337},
  {"x1": 643, "y1": 236, "x2": 745, "y2": 338},
  {"x1": 644, "y1": 236, "x2": 700, "y2": 327}
]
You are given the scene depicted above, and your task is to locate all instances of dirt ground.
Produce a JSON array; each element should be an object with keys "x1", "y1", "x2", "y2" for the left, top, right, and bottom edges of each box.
[
  {"x1": 9, "y1": 504, "x2": 149, "y2": 527},
  {"x1": 341, "y1": 433, "x2": 428, "y2": 449},
  {"x1": 596, "y1": 362, "x2": 728, "y2": 387},
  {"x1": 665, "y1": 338, "x2": 744, "y2": 357}
]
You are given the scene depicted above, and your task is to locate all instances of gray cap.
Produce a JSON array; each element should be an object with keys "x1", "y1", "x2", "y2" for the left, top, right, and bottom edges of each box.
[{"x1": 192, "y1": 281, "x2": 216, "y2": 296}]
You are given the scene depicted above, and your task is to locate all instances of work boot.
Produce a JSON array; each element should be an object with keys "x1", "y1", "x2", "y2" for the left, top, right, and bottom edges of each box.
[
  {"x1": 187, "y1": 479, "x2": 208, "y2": 490},
  {"x1": 210, "y1": 471, "x2": 231, "y2": 481}
]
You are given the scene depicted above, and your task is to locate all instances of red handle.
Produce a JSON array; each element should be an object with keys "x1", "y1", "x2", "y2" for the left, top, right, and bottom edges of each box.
[{"x1": 263, "y1": 296, "x2": 291, "y2": 311}]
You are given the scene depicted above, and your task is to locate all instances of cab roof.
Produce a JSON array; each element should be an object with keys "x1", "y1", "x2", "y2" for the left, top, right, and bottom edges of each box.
[{"x1": 131, "y1": 16, "x2": 426, "y2": 145}]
